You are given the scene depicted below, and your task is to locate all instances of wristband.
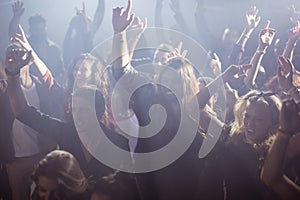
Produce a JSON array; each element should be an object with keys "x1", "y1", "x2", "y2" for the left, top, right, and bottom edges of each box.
[
  {"x1": 256, "y1": 50, "x2": 266, "y2": 55},
  {"x1": 243, "y1": 34, "x2": 250, "y2": 39}
]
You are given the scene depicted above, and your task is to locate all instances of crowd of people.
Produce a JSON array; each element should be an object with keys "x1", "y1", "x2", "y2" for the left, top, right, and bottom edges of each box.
[{"x1": 0, "y1": 0, "x2": 300, "y2": 199}]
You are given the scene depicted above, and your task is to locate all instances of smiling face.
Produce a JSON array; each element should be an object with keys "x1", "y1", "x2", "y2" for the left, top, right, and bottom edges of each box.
[{"x1": 243, "y1": 100, "x2": 273, "y2": 144}]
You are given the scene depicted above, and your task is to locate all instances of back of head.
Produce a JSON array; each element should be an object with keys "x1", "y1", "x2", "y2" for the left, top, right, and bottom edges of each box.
[
  {"x1": 28, "y1": 14, "x2": 46, "y2": 27},
  {"x1": 32, "y1": 150, "x2": 88, "y2": 196}
]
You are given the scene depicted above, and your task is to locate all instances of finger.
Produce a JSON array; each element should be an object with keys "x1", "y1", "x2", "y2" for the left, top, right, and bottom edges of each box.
[
  {"x1": 255, "y1": 16, "x2": 261, "y2": 24},
  {"x1": 279, "y1": 56, "x2": 289, "y2": 67},
  {"x1": 177, "y1": 41, "x2": 183, "y2": 53},
  {"x1": 82, "y1": 2, "x2": 85, "y2": 13},
  {"x1": 113, "y1": 7, "x2": 121, "y2": 15},
  {"x1": 265, "y1": 20, "x2": 270, "y2": 29},
  {"x1": 143, "y1": 17, "x2": 148, "y2": 29},
  {"x1": 254, "y1": 7, "x2": 259, "y2": 17},
  {"x1": 278, "y1": 56, "x2": 284, "y2": 67},
  {"x1": 18, "y1": 24, "x2": 25, "y2": 39},
  {"x1": 134, "y1": 16, "x2": 141, "y2": 25},
  {"x1": 125, "y1": 0, "x2": 132, "y2": 15},
  {"x1": 120, "y1": 7, "x2": 125, "y2": 16},
  {"x1": 128, "y1": 13, "x2": 135, "y2": 26},
  {"x1": 213, "y1": 53, "x2": 220, "y2": 61},
  {"x1": 14, "y1": 35, "x2": 23, "y2": 45},
  {"x1": 182, "y1": 50, "x2": 188, "y2": 58}
]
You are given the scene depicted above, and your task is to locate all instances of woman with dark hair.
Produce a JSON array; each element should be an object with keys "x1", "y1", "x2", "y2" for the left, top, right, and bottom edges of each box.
[{"x1": 6, "y1": 24, "x2": 132, "y2": 187}]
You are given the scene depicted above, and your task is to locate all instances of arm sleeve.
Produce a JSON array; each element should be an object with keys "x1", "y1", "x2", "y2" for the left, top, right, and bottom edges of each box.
[{"x1": 16, "y1": 105, "x2": 67, "y2": 144}]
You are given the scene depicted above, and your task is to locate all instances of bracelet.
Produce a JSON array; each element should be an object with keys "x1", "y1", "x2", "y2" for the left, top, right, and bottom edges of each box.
[
  {"x1": 277, "y1": 129, "x2": 292, "y2": 139},
  {"x1": 5, "y1": 68, "x2": 20, "y2": 78},
  {"x1": 243, "y1": 34, "x2": 250, "y2": 39},
  {"x1": 256, "y1": 50, "x2": 266, "y2": 55}
]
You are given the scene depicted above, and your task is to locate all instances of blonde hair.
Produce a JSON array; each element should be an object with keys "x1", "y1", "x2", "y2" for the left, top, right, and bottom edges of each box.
[
  {"x1": 229, "y1": 90, "x2": 281, "y2": 147},
  {"x1": 161, "y1": 57, "x2": 199, "y2": 107}
]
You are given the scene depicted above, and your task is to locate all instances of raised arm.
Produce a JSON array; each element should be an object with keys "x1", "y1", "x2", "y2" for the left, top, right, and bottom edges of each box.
[
  {"x1": 277, "y1": 56, "x2": 300, "y2": 102},
  {"x1": 282, "y1": 20, "x2": 300, "y2": 61},
  {"x1": 8, "y1": 1, "x2": 24, "y2": 38},
  {"x1": 228, "y1": 6, "x2": 261, "y2": 66},
  {"x1": 244, "y1": 21, "x2": 275, "y2": 89},
  {"x1": 261, "y1": 99, "x2": 300, "y2": 200},
  {"x1": 236, "y1": 6, "x2": 261, "y2": 48},
  {"x1": 90, "y1": 0, "x2": 105, "y2": 36},
  {"x1": 5, "y1": 46, "x2": 31, "y2": 116},
  {"x1": 127, "y1": 16, "x2": 147, "y2": 60},
  {"x1": 197, "y1": 64, "x2": 251, "y2": 109},
  {"x1": 14, "y1": 24, "x2": 54, "y2": 88},
  {"x1": 111, "y1": 0, "x2": 135, "y2": 71}
]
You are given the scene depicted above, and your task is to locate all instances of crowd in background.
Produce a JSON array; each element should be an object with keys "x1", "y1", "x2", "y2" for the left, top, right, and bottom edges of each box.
[{"x1": 0, "y1": 0, "x2": 300, "y2": 199}]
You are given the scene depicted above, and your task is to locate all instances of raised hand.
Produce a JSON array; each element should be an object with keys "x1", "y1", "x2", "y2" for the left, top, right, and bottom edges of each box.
[
  {"x1": 287, "y1": 20, "x2": 300, "y2": 42},
  {"x1": 209, "y1": 52, "x2": 222, "y2": 77},
  {"x1": 12, "y1": 1, "x2": 24, "y2": 17},
  {"x1": 112, "y1": 0, "x2": 135, "y2": 33},
  {"x1": 174, "y1": 41, "x2": 188, "y2": 58},
  {"x1": 246, "y1": 6, "x2": 261, "y2": 31},
  {"x1": 288, "y1": 4, "x2": 300, "y2": 25},
  {"x1": 128, "y1": 16, "x2": 147, "y2": 38},
  {"x1": 221, "y1": 64, "x2": 252, "y2": 83},
  {"x1": 279, "y1": 99, "x2": 300, "y2": 136},
  {"x1": 277, "y1": 56, "x2": 294, "y2": 92},
  {"x1": 76, "y1": 2, "x2": 86, "y2": 15},
  {"x1": 13, "y1": 24, "x2": 33, "y2": 51},
  {"x1": 127, "y1": 16, "x2": 147, "y2": 59},
  {"x1": 258, "y1": 20, "x2": 276, "y2": 49},
  {"x1": 5, "y1": 48, "x2": 32, "y2": 75}
]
